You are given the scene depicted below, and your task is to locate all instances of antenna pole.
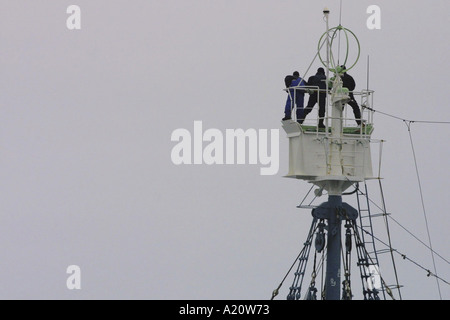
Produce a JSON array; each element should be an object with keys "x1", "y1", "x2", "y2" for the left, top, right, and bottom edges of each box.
[
  {"x1": 324, "y1": 7, "x2": 330, "y2": 137},
  {"x1": 322, "y1": 7, "x2": 343, "y2": 301},
  {"x1": 321, "y1": 7, "x2": 358, "y2": 300}
]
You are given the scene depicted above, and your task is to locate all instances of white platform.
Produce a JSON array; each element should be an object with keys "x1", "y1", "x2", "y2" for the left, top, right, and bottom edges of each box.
[{"x1": 282, "y1": 119, "x2": 375, "y2": 194}]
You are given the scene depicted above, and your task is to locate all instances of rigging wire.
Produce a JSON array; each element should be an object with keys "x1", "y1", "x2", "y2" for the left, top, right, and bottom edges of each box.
[
  {"x1": 377, "y1": 180, "x2": 402, "y2": 299},
  {"x1": 351, "y1": 181, "x2": 450, "y2": 297},
  {"x1": 405, "y1": 121, "x2": 442, "y2": 299},
  {"x1": 341, "y1": 179, "x2": 449, "y2": 295},
  {"x1": 270, "y1": 248, "x2": 303, "y2": 300},
  {"x1": 350, "y1": 175, "x2": 450, "y2": 288},
  {"x1": 297, "y1": 185, "x2": 315, "y2": 207},
  {"x1": 389, "y1": 215, "x2": 450, "y2": 265},
  {"x1": 360, "y1": 104, "x2": 449, "y2": 298},
  {"x1": 300, "y1": 33, "x2": 328, "y2": 87},
  {"x1": 357, "y1": 224, "x2": 450, "y2": 287},
  {"x1": 271, "y1": 221, "x2": 319, "y2": 300},
  {"x1": 354, "y1": 182, "x2": 450, "y2": 266},
  {"x1": 364, "y1": 106, "x2": 450, "y2": 124}
]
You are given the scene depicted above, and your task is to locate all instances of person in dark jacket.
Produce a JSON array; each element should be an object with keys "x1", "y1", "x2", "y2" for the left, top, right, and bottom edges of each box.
[
  {"x1": 284, "y1": 74, "x2": 295, "y2": 88},
  {"x1": 282, "y1": 71, "x2": 306, "y2": 121},
  {"x1": 340, "y1": 66, "x2": 362, "y2": 126},
  {"x1": 300, "y1": 67, "x2": 327, "y2": 128}
]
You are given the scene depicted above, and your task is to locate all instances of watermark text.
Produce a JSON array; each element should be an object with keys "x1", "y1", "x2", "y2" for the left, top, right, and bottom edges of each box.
[{"x1": 171, "y1": 121, "x2": 279, "y2": 176}]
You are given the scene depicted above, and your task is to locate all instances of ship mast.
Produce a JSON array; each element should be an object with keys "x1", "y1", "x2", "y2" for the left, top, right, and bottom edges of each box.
[
  {"x1": 322, "y1": 8, "x2": 351, "y2": 299},
  {"x1": 279, "y1": 8, "x2": 381, "y2": 300}
]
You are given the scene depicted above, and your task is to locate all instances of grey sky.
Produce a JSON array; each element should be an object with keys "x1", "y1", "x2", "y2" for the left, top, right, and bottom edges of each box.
[{"x1": 0, "y1": 0, "x2": 448, "y2": 299}]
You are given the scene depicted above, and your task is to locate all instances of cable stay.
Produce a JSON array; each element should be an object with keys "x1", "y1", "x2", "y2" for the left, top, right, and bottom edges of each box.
[
  {"x1": 286, "y1": 218, "x2": 319, "y2": 300},
  {"x1": 304, "y1": 243, "x2": 327, "y2": 300},
  {"x1": 356, "y1": 222, "x2": 450, "y2": 287},
  {"x1": 271, "y1": 218, "x2": 319, "y2": 300},
  {"x1": 363, "y1": 105, "x2": 450, "y2": 125},
  {"x1": 405, "y1": 122, "x2": 442, "y2": 299},
  {"x1": 355, "y1": 181, "x2": 450, "y2": 267},
  {"x1": 355, "y1": 179, "x2": 450, "y2": 296},
  {"x1": 296, "y1": 185, "x2": 329, "y2": 209},
  {"x1": 388, "y1": 215, "x2": 450, "y2": 266}
]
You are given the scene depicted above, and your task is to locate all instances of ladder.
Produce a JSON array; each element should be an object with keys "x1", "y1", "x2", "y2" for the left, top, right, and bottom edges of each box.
[
  {"x1": 355, "y1": 181, "x2": 386, "y2": 300},
  {"x1": 286, "y1": 218, "x2": 318, "y2": 300}
]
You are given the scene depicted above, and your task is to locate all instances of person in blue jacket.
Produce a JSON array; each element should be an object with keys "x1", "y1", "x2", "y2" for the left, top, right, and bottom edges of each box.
[{"x1": 282, "y1": 71, "x2": 306, "y2": 121}]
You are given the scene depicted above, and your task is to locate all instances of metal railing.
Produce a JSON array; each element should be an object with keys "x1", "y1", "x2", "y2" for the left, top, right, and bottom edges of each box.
[
  {"x1": 284, "y1": 86, "x2": 376, "y2": 139},
  {"x1": 284, "y1": 85, "x2": 321, "y2": 123}
]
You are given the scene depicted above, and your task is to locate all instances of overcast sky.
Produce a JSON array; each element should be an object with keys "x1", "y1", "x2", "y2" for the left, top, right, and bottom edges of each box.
[{"x1": 0, "y1": 0, "x2": 448, "y2": 300}]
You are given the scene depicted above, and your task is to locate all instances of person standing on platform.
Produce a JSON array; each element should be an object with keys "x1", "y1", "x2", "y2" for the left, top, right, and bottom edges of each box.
[
  {"x1": 282, "y1": 71, "x2": 306, "y2": 122},
  {"x1": 340, "y1": 66, "x2": 362, "y2": 126},
  {"x1": 301, "y1": 67, "x2": 327, "y2": 128}
]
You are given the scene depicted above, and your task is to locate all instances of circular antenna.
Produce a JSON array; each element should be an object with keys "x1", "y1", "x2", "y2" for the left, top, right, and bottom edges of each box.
[{"x1": 317, "y1": 25, "x2": 361, "y2": 74}]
